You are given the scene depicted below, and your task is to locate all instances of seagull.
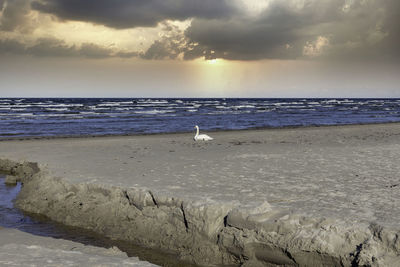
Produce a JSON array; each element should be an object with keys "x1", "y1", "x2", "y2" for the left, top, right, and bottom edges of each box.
[{"x1": 194, "y1": 125, "x2": 213, "y2": 141}]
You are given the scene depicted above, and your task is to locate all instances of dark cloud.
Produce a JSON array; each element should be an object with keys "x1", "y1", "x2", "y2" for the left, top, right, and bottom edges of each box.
[
  {"x1": 0, "y1": 37, "x2": 138, "y2": 58},
  {"x1": 0, "y1": 0, "x2": 31, "y2": 31},
  {"x1": 0, "y1": 38, "x2": 26, "y2": 54},
  {"x1": 79, "y1": 43, "x2": 113, "y2": 58},
  {"x1": 26, "y1": 38, "x2": 78, "y2": 57},
  {"x1": 138, "y1": 0, "x2": 397, "y2": 62},
  {"x1": 2, "y1": 0, "x2": 398, "y2": 62},
  {"x1": 31, "y1": 0, "x2": 236, "y2": 29}
]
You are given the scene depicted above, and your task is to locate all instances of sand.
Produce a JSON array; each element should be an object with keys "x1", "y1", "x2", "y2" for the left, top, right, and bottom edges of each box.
[
  {"x1": 0, "y1": 226, "x2": 157, "y2": 266},
  {"x1": 1, "y1": 123, "x2": 400, "y2": 266}
]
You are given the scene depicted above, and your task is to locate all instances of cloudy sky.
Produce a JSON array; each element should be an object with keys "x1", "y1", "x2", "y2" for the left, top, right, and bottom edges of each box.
[{"x1": 0, "y1": 0, "x2": 399, "y2": 97}]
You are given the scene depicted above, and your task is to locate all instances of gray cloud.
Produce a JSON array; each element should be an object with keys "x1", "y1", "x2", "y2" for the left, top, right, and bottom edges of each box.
[
  {"x1": 0, "y1": 37, "x2": 138, "y2": 58},
  {"x1": 31, "y1": 0, "x2": 236, "y2": 29},
  {"x1": 132, "y1": 0, "x2": 397, "y2": 62},
  {"x1": 0, "y1": 0, "x2": 31, "y2": 31},
  {"x1": 2, "y1": 0, "x2": 398, "y2": 62},
  {"x1": 141, "y1": 23, "x2": 186, "y2": 60},
  {"x1": 26, "y1": 38, "x2": 78, "y2": 57},
  {"x1": 79, "y1": 43, "x2": 113, "y2": 59},
  {"x1": 0, "y1": 38, "x2": 26, "y2": 54}
]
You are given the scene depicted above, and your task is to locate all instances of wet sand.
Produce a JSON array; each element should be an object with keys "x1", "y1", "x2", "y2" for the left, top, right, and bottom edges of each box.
[
  {"x1": 1, "y1": 123, "x2": 400, "y2": 266},
  {"x1": 0, "y1": 226, "x2": 157, "y2": 266}
]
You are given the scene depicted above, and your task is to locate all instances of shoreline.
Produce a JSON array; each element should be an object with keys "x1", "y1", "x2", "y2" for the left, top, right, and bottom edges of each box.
[
  {"x1": 1, "y1": 120, "x2": 400, "y2": 142},
  {"x1": 1, "y1": 123, "x2": 400, "y2": 266}
]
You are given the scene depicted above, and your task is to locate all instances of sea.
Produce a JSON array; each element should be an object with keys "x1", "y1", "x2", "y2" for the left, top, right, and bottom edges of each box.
[{"x1": 1, "y1": 98, "x2": 400, "y2": 138}]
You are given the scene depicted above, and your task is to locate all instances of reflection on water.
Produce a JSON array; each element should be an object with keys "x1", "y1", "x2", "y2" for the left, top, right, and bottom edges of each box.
[{"x1": 0, "y1": 175, "x2": 198, "y2": 267}]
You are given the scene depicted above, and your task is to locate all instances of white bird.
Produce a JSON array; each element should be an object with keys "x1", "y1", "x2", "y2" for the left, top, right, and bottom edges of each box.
[{"x1": 194, "y1": 125, "x2": 213, "y2": 141}]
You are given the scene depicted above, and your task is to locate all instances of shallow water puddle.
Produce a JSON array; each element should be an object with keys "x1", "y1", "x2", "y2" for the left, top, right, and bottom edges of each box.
[{"x1": 0, "y1": 174, "x2": 198, "y2": 267}]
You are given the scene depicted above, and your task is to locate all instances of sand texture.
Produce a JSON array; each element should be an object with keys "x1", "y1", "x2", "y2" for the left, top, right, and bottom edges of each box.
[
  {"x1": 0, "y1": 227, "x2": 157, "y2": 266},
  {"x1": 1, "y1": 123, "x2": 400, "y2": 266}
]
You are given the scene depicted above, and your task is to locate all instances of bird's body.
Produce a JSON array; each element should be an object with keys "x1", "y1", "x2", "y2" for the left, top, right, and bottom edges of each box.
[{"x1": 194, "y1": 125, "x2": 213, "y2": 141}]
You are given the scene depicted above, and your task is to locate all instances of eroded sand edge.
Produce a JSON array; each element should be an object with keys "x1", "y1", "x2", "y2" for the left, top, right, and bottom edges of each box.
[{"x1": 1, "y1": 157, "x2": 399, "y2": 266}]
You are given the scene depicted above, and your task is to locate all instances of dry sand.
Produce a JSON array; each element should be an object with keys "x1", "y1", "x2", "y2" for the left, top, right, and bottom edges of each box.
[{"x1": 1, "y1": 123, "x2": 400, "y2": 266}]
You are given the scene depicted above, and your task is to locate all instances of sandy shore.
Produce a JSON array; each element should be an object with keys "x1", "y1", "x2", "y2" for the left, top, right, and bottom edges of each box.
[
  {"x1": 1, "y1": 123, "x2": 400, "y2": 266},
  {"x1": 0, "y1": 226, "x2": 157, "y2": 266}
]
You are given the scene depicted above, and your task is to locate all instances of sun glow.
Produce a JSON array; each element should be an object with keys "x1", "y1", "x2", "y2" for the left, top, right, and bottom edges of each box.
[{"x1": 207, "y1": 59, "x2": 218, "y2": 64}]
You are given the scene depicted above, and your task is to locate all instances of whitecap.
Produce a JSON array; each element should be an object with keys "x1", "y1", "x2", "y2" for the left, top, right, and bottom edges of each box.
[
  {"x1": 232, "y1": 105, "x2": 256, "y2": 109},
  {"x1": 135, "y1": 109, "x2": 174, "y2": 115},
  {"x1": 45, "y1": 108, "x2": 69, "y2": 111}
]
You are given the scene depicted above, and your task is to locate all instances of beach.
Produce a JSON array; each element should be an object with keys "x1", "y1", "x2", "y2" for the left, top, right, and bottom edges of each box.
[
  {"x1": 0, "y1": 226, "x2": 157, "y2": 266},
  {"x1": 1, "y1": 123, "x2": 400, "y2": 266}
]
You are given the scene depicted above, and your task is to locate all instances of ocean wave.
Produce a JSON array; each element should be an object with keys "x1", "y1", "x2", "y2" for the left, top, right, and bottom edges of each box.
[
  {"x1": 97, "y1": 103, "x2": 121, "y2": 107},
  {"x1": 137, "y1": 100, "x2": 169, "y2": 104},
  {"x1": 232, "y1": 105, "x2": 256, "y2": 109},
  {"x1": 1, "y1": 98, "x2": 400, "y2": 138},
  {"x1": 45, "y1": 108, "x2": 69, "y2": 111},
  {"x1": 135, "y1": 110, "x2": 174, "y2": 115}
]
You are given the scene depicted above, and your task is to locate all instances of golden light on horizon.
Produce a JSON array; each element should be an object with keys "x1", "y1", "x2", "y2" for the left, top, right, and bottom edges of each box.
[
  {"x1": 207, "y1": 59, "x2": 218, "y2": 64},
  {"x1": 189, "y1": 58, "x2": 241, "y2": 96}
]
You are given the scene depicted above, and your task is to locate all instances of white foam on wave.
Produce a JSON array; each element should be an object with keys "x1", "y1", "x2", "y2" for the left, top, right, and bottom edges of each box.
[
  {"x1": 13, "y1": 113, "x2": 34, "y2": 116},
  {"x1": 138, "y1": 100, "x2": 169, "y2": 104},
  {"x1": 97, "y1": 103, "x2": 121, "y2": 107},
  {"x1": 135, "y1": 103, "x2": 170, "y2": 107},
  {"x1": 45, "y1": 108, "x2": 69, "y2": 111},
  {"x1": 232, "y1": 105, "x2": 256, "y2": 109},
  {"x1": 135, "y1": 109, "x2": 174, "y2": 115},
  {"x1": 8, "y1": 105, "x2": 32, "y2": 108},
  {"x1": 283, "y1": 105, "x2": 307, "y2": 108},
  {"x1": 256, "y1": 109, "x2": 274, "y2": 113},
  {"x1": 33, "y1": 104, "x2": 83, "y2": 108}
]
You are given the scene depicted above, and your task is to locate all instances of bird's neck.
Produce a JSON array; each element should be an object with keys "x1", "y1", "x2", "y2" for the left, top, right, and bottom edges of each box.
[{"x1": 195, "y1": 127, "x2": 199, "y2": 137}]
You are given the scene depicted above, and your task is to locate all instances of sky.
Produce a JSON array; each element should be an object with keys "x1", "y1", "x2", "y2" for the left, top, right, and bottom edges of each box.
[{"x1": 0, "y1": 0, "x2": 399, "y2": 97}]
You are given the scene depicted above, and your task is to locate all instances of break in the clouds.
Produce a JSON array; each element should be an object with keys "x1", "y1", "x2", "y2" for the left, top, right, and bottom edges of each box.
[{"x1": 0, "y1": 0, "x2": 398, "y2": 61}]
